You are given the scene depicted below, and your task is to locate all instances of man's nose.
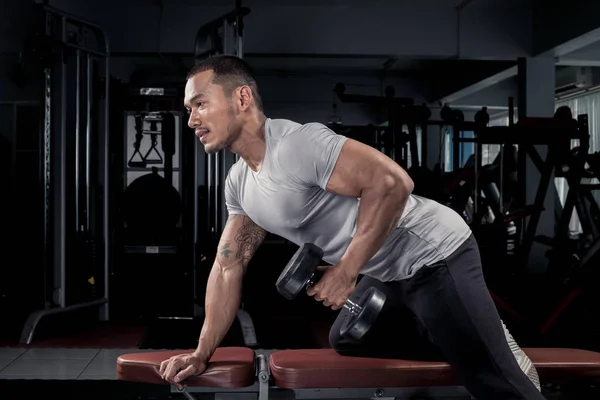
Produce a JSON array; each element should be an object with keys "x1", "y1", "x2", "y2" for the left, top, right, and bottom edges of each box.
[{"x1": 188, "y1": 112, "x2": 198, "y2": 129}]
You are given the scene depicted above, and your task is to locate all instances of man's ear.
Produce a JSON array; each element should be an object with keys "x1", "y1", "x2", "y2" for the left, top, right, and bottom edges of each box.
[{"x1": 238, "y1": 85, "x2": 253, "y2": 110}]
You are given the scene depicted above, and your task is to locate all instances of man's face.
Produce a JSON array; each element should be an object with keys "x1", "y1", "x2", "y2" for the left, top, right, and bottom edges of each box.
[{"x1": 184, "y1": 70, "x2": 238, "y2": 154}]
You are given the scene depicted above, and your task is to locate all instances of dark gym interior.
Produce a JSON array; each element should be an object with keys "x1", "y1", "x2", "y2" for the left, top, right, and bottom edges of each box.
[{"x1": 2, "y1": 0, "x2": 600, "y2": 399}]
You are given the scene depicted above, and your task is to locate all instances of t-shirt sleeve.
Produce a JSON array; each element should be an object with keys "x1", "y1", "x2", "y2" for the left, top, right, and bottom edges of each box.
[
  {"x1": 277, "y1": 123, "x2": 348, "y2": 190},
  {"x1": 224, "y1": 166, "x2": 247, "y2": 216}
]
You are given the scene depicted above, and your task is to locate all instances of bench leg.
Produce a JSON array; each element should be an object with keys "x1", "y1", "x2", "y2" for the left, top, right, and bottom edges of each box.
[
  {"x1": 181, "y1": 391, "x2": 199, "y2": 400},
  {"x1": 257, "y1": 354, "x2": 270, "y2": 400},
  {"x1": 274, "y1": 386, "x2": 473, "y2": 400}
]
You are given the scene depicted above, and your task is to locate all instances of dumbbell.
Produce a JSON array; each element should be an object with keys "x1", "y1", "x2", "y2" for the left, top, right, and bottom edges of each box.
[{"x1": 275, "y1": 243, "x2": 386, "y2": 342}]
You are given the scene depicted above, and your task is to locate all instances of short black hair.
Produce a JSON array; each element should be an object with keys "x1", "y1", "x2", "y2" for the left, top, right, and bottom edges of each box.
[{"x1": 187, "y1": 55, "x2": 263, "y2": 112}]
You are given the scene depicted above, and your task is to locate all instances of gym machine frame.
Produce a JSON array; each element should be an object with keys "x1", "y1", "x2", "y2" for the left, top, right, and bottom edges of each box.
[
  {"x1": 331, "y1": 83, "x2": 428, "y2": 169},
  {"x1": 453, "y1": 112, "x2": 597, "y2": 343},
  {"x1": 453, "y1": 113, "x2": 590, "y2": 271},
  {"x1": 20, "y1": 4, "x2": 110, "y2": 344},
  {"x1": 191, "y1": 4, "x2": 258, "y2": 347}
]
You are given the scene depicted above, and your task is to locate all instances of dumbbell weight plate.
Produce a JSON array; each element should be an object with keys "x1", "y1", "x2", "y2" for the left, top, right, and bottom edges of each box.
[
  {"x1": 340, "y1": 287, "x2": 386, "y2": 342},
  {"x1": 275, "y1": 243, "x2": 324, "y2": 300}
]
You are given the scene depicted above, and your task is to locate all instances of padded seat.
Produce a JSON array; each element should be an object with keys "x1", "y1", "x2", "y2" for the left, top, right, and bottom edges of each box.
[
  {"x1": 269, "y1": 348, "x2": 600, "y2": 389},
  {"x1": 117, "y1": 347, "x2": 256, "y2": 388}
]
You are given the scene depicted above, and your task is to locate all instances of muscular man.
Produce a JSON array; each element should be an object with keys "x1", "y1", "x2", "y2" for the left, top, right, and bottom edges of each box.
[{"x1": 160, "y1": 55, "x2": 545, "y2": 399}]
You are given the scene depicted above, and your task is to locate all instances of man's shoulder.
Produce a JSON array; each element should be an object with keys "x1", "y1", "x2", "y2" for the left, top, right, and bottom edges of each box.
[{"x1": 268, "y1": 118, "x2": 330, "y2": 141}]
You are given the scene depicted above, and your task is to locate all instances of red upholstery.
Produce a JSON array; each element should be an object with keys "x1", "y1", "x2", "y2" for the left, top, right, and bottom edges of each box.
[
  {"x1": 269, "y1": 348, "x2": 600, "y2": 389},
  {"x1": 117, "y1": 347, "x2": 256, "y2": 388}
]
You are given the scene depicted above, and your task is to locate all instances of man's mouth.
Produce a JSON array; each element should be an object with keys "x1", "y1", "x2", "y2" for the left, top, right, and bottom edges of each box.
[{"x1": 195, "y1": 130, "x2": 209, "y2": 141}]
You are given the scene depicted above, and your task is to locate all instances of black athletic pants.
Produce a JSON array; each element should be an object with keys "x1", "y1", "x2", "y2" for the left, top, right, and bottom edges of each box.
[{"x1": 329, "y1": 234, "x2": 546, "y2": 400}]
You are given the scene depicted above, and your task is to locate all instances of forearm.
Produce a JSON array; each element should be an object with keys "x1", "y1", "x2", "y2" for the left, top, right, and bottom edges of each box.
[
  {"x1": 339, "y1": 178, "x2": 412, "y2": 276},
  {"x1": 193, "y1": 263, "x2": 244, "y2": 361},
  {"x1": 192, "y1": 215, "x2": 266, "y2": 361}
]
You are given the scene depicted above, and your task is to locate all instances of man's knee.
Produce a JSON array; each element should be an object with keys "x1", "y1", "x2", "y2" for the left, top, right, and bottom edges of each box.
[
  {"x1": 328, "y1": 319, "x2": 358, "y2": 355},
  {"x1": 328, "y1": 322, "x2": 345, "y2": 353}
]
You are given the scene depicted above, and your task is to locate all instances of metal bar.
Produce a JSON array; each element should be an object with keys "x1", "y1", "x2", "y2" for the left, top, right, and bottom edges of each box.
[
  {"x1": 181, "y1": 391, "x2": 197, "y2": 400},
  {"x1": 215, "y1": 152, "x2": 220, "y2": 233},
  {"x1": 181, "y1": 383, "x2": 471, "y2": 399},
  {"x1": 180, "y1": 383, "x2": 260, "y2": 394},
  {"x1": 576, "y1": 232, "x2": 600, "y2": 268},
  {"x1": 102, "y1": 37, "x2": 111, "y2": 321},
  {"x1": 237, "y1": 29, "x2": 243, "y2": 59},
  {"x1": 223, "y1": 18, "x2": 229, "y2": 55},
  {"x1": 473, "y1": 133, "x2": 478, "y2": 215},
  {"x1": 61, "y1": 42, "x2": 107, "y2": 57},
  {"x1": 524, "y1": 145, "x2": 544, "y2": 172},
  {"x1": 257, "y1": 354, "x2": 269, "y2": 400},
  {"x1": 508, "y1": 97, "x2": 515, "y2": 126},
  {"x1": 207, "y1": 154, "x2": 213, "y2": 234},
  {"x1": 43, "y1": 10, "x2": 53, "y2": 310},
  {"x1": 499, "y1": 144, "x2": 504, "y2": 213},
  {"x1": 452, "y1": 125, "x2": 460, "y2": 171},
  {"x1": 220, "y1": 151, "x2": 227, "y2": 232},
  {"x1": 19, "y1": 298, "x2": 108, "y2": 345},
  {"x1": 288, "y1": 386, "x2": 470, "y2": 399},
  {"x1": 193, "y1": 135, "x2": 199, "y2": 316},
  {"x1": 454, "y1": 128, "x2": 584, "y2": 144},
  {"x1": 75, "y1": 49, "x2": 81, "y2": 231},
  {"x1": 86, "y1": 53, "x2": 92, "y2": 231},
  {"x1": 555, "y1": 147, "x2": 588, "y2": 243},
  {"x1": 44, "y1": 5, "x2": 107, "y2": 36},
  {"x1": 11, "y1": 102, "x2": 17, "y2": 199},
  {"x1": 520, "y1": 151, "x2": 555, "y2": 263},
  {"x1": 57, "y1": 15, "x2": 68, "y2": 307},
  {"x1": 234, "y1": 2, "x2": 242, "y2": 164}
]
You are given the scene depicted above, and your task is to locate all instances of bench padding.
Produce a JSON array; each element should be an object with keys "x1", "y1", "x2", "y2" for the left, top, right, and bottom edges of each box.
[
  {"x1": 117, "y1": 347, "x2": 255, "y2": 388},
  {"x1": 117, "y1": 347, "x2": 600, "y2": 389},
  {"x1": 269, "y1": 348, "x2": 600, "y2": 389}
]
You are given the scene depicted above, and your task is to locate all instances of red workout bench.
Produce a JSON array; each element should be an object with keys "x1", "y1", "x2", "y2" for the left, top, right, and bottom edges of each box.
[{"x1": 117, "y1": 347, "x2": 600, "y2": 399}]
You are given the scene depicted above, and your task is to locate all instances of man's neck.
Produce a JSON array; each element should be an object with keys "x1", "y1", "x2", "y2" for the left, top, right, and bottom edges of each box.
[{"x1": 230, "y1": 114, "x2": 267, "y2": 172}]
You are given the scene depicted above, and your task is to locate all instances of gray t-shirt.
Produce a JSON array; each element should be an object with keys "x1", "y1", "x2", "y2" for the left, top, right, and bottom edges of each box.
[{"x1": 225, "y1": 118, "x2": 472, "y2": 281}]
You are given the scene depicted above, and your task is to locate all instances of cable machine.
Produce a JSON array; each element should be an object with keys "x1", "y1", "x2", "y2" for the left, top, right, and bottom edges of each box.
[{"x1": 19, "y1": 4, "x2": 111, "y2": 344}]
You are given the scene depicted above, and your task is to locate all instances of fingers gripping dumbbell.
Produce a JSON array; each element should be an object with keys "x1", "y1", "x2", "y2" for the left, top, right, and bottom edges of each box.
[{"x1": 275, "y1": 243, "x2": 386, "y2": 342}]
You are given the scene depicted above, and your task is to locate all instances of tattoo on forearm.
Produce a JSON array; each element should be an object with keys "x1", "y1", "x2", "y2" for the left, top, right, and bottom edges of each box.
[{"x1": 235, "y1": 217, "x2": 266, "y2": 263}]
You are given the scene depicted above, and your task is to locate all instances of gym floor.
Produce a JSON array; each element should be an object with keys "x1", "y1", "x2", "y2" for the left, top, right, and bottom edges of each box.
[{"x1": 0, "y1": 347, "x2": 122, "y2": 380}]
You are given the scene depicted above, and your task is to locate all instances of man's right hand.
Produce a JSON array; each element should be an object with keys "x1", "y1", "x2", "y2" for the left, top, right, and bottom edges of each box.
[{"x1": 159, "y1": 352, "x2": 208, "y2": 390}]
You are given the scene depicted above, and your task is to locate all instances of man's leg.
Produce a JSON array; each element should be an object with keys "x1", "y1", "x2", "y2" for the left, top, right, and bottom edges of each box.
[
  {"x1": 399, "y1": 234, "x2": 545, "y2": 399},
  {"x1": 329, "y1": 275, "x2": 443, "y2": 361}
]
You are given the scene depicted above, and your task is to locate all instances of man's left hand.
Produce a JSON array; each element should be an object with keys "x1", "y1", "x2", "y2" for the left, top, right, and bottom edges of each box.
[{"x1": 306, "y1": 264, "x2": 357, "y2": 310}]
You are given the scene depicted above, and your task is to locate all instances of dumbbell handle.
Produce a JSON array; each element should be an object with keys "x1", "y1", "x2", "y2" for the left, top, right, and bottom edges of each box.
[
  {"x1": 307, "y1": 271, "x2": 363, "y2": 316},
  {"x1": 343, "y1": 298, "x2": 362, "y2": 315}
]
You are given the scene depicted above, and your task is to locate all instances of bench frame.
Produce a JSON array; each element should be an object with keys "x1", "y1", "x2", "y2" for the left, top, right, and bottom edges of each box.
[{"x1": 173, "y1": 353, "x2": 475, "y2": 400}]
